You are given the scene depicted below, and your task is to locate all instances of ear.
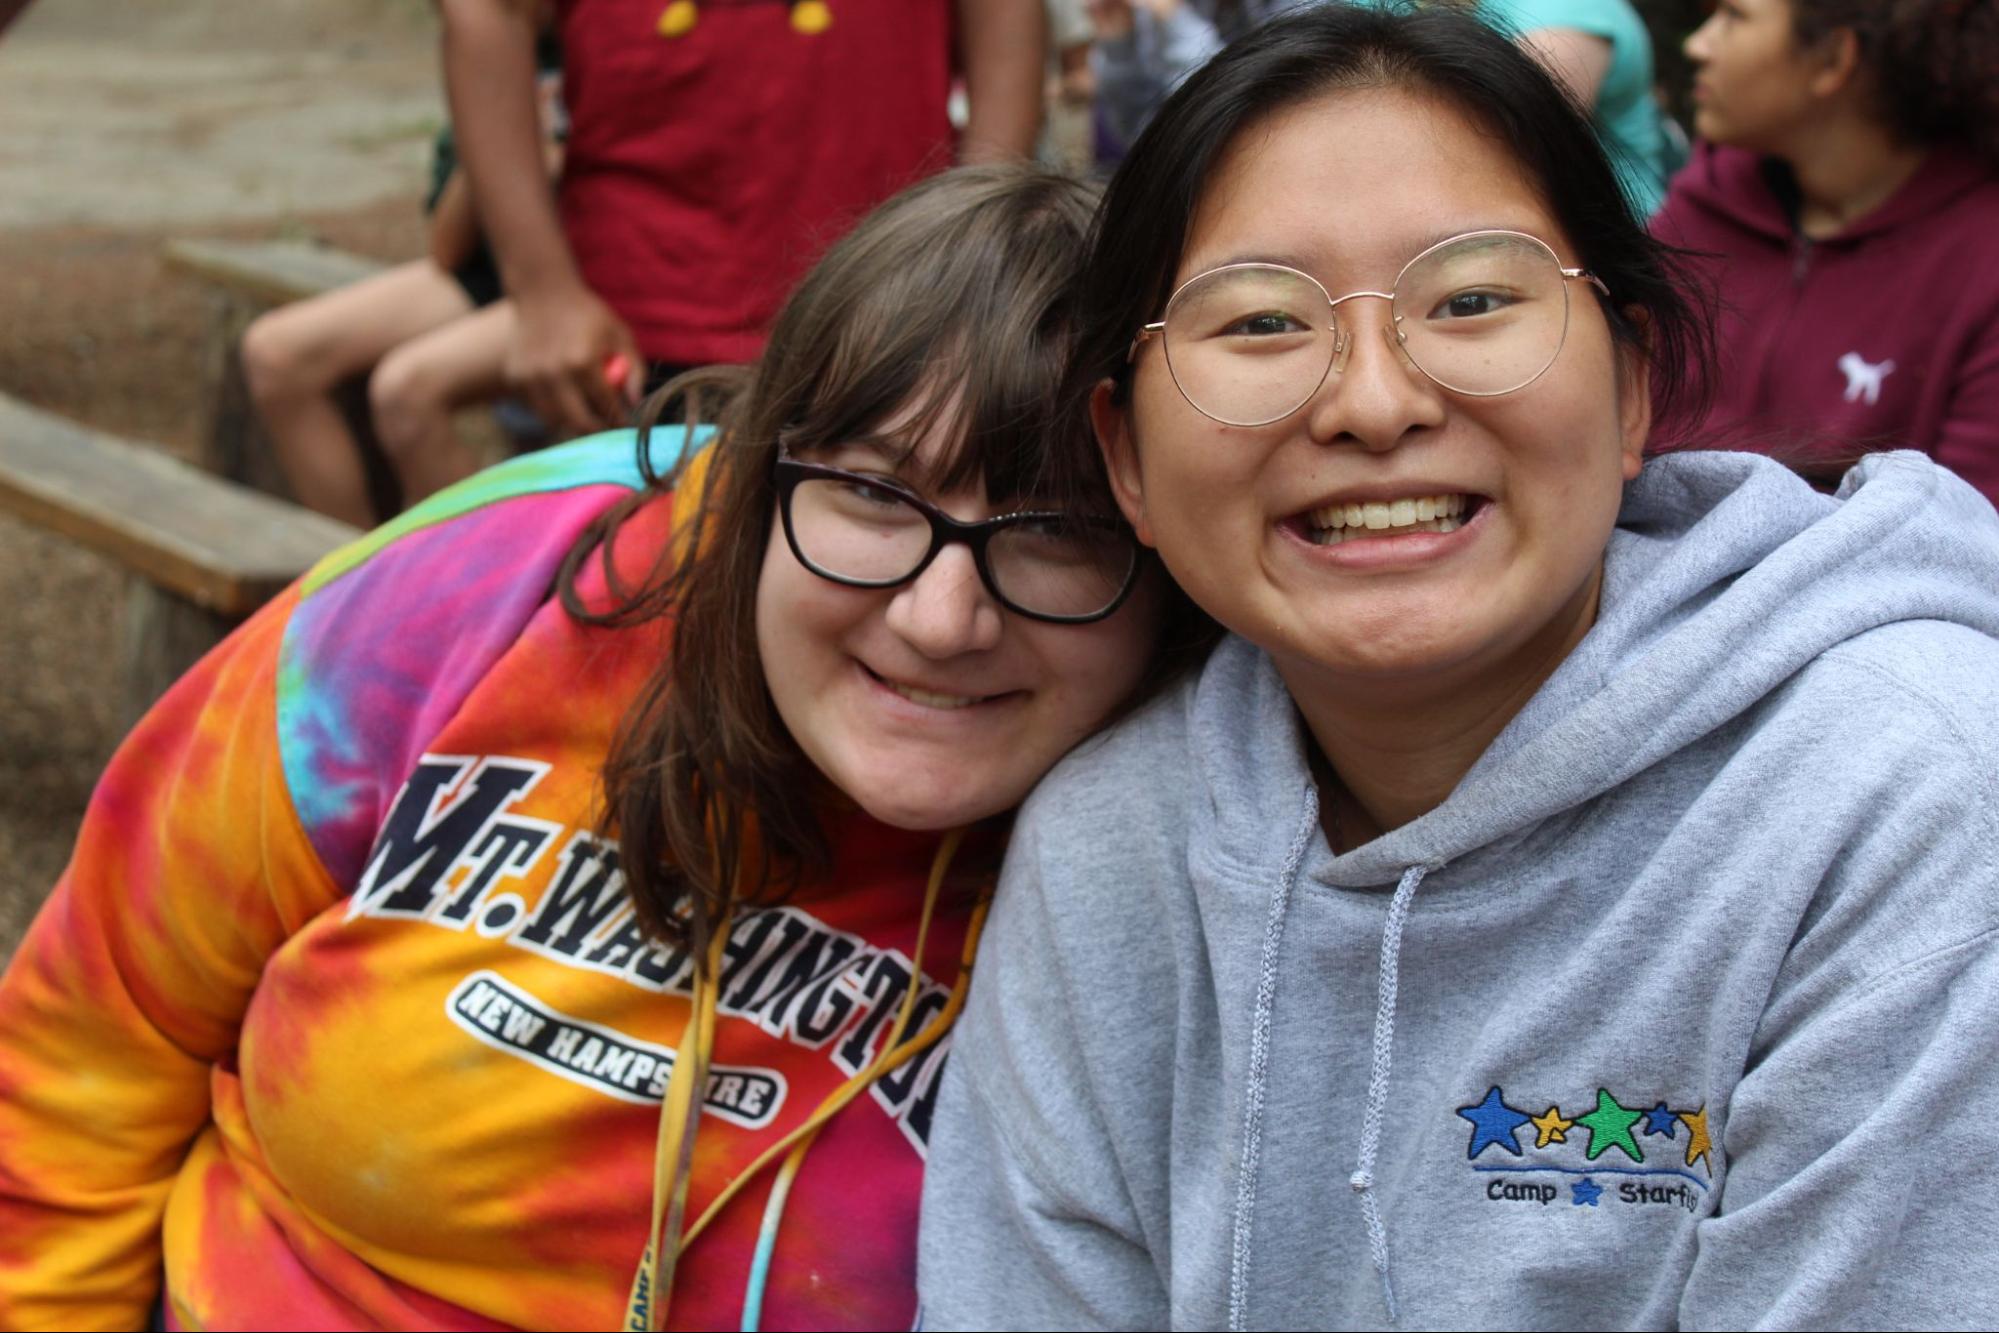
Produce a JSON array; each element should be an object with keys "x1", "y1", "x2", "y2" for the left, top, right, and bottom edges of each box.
[
  {"x1": 1807, "y1": 27, "x2": 1863, "y2": 99},
  {"x1": 1091, "y1": 378, "x2": 1157, "y2": 547},
  {"x1": 1615, "y1": 307, "x2": 1653, "y2": 481}
]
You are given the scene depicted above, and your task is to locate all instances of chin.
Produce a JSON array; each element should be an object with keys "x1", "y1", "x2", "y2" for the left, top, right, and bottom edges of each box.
[
  {"x1": 848, "y1": 772, "x2": 1022, "y2": 833},
  {"x1": 855, "y1": 795, "x2": 998, "y2": 833}
]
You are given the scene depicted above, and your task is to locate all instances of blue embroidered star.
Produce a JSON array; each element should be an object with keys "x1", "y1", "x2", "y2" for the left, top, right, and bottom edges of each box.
[
  {"x1": 1571, "y1": 1177, "x2": 1603, "y2": 1207},
  {"x1": 1456, "y1": 1085, "x2": 1531, "y2": 1159},
  {"x1": 1642, "y1": 1102, "x2": 1679, "y2": 1138}
]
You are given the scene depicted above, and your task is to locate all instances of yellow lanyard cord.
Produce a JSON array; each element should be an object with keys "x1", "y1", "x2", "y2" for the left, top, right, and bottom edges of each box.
[
  {"x1": 625, "y1": 827, "x2": 990, "y2": 1331},
  {"x1": 738, "y1": 881, "x2": 993, "y2": 1330},
  {"x1": 626, "y1": 925, "x2": 729, "y2": 1331},
  {"x1": 682, "y1": 827, "x2": 973, "y2": 1249}
]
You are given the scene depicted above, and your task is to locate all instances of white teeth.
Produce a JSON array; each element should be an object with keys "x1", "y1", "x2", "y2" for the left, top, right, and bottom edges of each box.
[
  {"x1": 1307, "y1": 514, "x2": 1464, "y2": 545},
  {"x1": 1305, "y1": 493, "x2": 1471, "y2": 537},
  {"x1": 888, "y1": 681, "x2": 981, "y2": 710}
]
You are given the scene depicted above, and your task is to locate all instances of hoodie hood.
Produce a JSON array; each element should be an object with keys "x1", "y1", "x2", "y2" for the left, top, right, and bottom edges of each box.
[
  {"x1": 1667, "y1": 142, "x2": 1994, "y2": 247},
  {"x1": 1194, "y1": 448, "x2": 1999, "y2": 892}
]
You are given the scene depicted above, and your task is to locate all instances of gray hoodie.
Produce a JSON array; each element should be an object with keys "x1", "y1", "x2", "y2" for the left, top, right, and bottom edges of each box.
[{"x1": 919, "y1": 450, "x2": 1999, "y2": 1331}]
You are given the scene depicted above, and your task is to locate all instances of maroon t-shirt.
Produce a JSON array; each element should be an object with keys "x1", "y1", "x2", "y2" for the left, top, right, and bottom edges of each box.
[
  {"x1": 556, "y1": 0, "x2": 956, "y2": 367},
  {"x1": 1651, "y1": 143, "x2": 1999, "y2": 506}
]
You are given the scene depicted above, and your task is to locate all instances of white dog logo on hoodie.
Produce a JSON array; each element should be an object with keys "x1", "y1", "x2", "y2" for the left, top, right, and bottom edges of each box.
[{"x1": 1838, "y1": 351, "x2": 1896, "y2": 405}]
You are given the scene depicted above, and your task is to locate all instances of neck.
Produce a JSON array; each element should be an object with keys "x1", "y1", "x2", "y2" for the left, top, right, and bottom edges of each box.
[
  {"x1": 1282, "y1": 570, "x2": 1603, "y2": 846},
  {"x1": 1780, "y1": 114, "x2": 1928, "y2": 240}
]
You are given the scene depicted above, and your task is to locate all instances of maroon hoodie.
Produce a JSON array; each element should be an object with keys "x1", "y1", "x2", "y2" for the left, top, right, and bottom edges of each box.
[{"x1": 1652, "y1": 143, "x2": 1999, "y2": 506}]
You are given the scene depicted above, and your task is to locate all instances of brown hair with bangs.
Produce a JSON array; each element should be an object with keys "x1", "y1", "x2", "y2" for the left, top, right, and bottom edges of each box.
[{"x1": 559, "y1": 164, "x2": 1213, "y2": 967}]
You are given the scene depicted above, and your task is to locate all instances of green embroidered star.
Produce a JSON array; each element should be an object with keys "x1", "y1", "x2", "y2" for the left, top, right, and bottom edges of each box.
[{"x1": 1574, "y1": 1088, "x2": 1645, "y2": 1162}]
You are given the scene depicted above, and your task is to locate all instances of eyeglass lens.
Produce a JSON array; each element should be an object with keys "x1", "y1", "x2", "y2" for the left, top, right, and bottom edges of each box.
[
  {"x1": 786, "y1": 475, "x2": 1134, "y2": 620},
  {"x1": 1161, "y1": 233, "x2": 1576, "y2": 426}
]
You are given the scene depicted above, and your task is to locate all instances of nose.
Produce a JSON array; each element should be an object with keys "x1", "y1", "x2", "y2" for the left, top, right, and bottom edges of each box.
[
  {"x1": 1684, "y1": 14, "x2": 1714, "y2": 62},
  {"x1": 1304, "y1": 297, "x2": 1446, "y2": 452},
  {"x1": 883, "y1": 542, "x2": 1006, "y2": 660}
]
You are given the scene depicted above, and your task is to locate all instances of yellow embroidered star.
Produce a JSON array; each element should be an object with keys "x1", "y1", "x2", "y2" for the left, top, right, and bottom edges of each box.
[
  {"x1": 1679, "y1": 1105, "x2": 1713, "y2": 1175},
  {"x1": 1529, "y1": 1105, "x2": 1573, "y2": 1149}
]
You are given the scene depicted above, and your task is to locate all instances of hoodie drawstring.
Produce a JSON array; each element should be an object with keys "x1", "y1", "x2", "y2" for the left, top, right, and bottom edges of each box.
[
  {"x1": 1227, "y1": 786, "x2": 1319, "y2": 1333},
  {"x1": 1225, "y1": 788, "x2": 1432, "y2": 1328},
  {"x1": 1350, "y1": 861, "x2": 1427, "y2": 1323}
]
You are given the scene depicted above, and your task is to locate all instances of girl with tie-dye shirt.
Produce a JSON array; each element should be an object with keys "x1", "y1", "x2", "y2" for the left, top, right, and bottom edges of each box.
[{"x1": 0, "y1": 165, "x2": 1209, "y2": 1331}]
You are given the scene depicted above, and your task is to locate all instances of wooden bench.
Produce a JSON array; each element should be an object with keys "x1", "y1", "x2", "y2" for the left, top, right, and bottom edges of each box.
[
  {"x1": 0, "y1": 393, "x2": 361, "y2": 728},
  {"x1": 163, "y1": 237, "x2": 391, "y2": 499}
]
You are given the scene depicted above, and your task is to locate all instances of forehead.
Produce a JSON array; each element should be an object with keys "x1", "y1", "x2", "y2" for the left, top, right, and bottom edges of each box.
[
  {"x1": 1730, "y1": 0, "x2": 1794, "y2": 24},
  {"x1": 1181, "y1": 86, "x2": 1571, "y2": 287},
  {"x1": 798, "y1": 380, "x2": 1008, "y2": 499}
]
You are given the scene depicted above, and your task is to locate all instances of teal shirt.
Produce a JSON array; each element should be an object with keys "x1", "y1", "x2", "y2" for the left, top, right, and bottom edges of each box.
[{"x1": 1475, "y1": 0, "x2": 1672, "y2": 216}]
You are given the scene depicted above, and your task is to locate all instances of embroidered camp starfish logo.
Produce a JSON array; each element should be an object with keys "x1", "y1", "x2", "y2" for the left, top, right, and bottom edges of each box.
[{"x1": 1455, "y1": 1083, "x2": 1718, "y2": 1215}]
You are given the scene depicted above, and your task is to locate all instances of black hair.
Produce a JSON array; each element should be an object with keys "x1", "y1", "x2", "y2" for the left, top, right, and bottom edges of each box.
[{"x1": 1073, "y1": 1, "x2": 1714, "y2": 446}]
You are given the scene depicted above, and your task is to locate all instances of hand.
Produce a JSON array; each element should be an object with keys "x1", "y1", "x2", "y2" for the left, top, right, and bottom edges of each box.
[
  {"x1": 507, "y1": 283, "x2": 643, "y2": 438},
  {"x1": 1058, "y1": 63, "x2": 1096, "y2": 106},
  {"x1": 1087, "y1": 0, "x2": 1135, "y2": 41},
  {"x1": 1130, "y1": 0, "x2": 1181, "y2": 17}
]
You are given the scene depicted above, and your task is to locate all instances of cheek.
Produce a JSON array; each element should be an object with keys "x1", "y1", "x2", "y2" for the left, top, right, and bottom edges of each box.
[
  {"x1": 1025, "y1": 585, "x2": 1163, "y2": 734},
  {"x1": 755, "y1": 526, "x2": 858, "y2": 710},
  {"x1": 1129, "y1": 393, "x2": 1271, "y2": 552}
]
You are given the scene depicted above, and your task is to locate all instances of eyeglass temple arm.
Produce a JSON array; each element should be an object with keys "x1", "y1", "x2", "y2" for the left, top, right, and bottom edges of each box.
[
  {"x1": 1127, "y1": 323, "x2": 1166, "y2": 364},
  {"x1": 1565, "y1": 267, "x2": 1610, "y2": 298}
]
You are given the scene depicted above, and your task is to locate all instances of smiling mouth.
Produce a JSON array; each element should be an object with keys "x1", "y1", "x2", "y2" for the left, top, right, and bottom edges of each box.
[
  {"x1": 862, "y1": 663, "x2": 999, "y2": 711},
  {"x1": 1301, "y1": 493, "x2": 1478, "y2": 546}
]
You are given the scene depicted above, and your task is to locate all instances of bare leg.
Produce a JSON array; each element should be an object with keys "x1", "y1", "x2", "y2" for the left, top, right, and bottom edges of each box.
[
  {"x1": 367, "y1": 301, "x2": 517, "y2": 505},
  {"x1": 240, "y1": 260, "x2": 476, "y2": 526}
]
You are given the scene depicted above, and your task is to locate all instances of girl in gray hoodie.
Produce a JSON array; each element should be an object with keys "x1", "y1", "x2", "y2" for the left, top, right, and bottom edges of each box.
[{"x1": 918, "y1": 6, "x2": 1999, "y2": 1329}]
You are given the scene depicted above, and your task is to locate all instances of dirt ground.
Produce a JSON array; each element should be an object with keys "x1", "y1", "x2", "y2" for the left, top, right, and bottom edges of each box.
[{"x1": 0, "y1": 0, "x2": 441, "y2": 959}]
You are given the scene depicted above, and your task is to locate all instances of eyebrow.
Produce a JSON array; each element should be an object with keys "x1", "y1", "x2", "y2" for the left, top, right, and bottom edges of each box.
[
  {"x1": 1183, "y1": 223, "x2": 1551, "y2": 280},
  {"x1": 794, "y1": 431, "x2": 963, "y2": 494},
  {"x1": 791, "y1": 432, "x2": 910, "y2": 466}
]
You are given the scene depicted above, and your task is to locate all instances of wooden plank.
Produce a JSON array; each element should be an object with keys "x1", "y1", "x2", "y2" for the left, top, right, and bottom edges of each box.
[
  {"x1": 0, "y1": 394, "x2": 362, "y2": 617},
  {"x1": 164, "y1": 238, "x2": 386, "y2": 307}
]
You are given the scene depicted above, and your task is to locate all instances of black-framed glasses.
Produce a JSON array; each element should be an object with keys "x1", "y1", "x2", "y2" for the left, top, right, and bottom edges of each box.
[
  {"x1": 773, "y1": 458, "x2": 1140, "y2": 624},
  {"x1": 1129, "y1": 229, "x2": 1611, "y2": 426}
]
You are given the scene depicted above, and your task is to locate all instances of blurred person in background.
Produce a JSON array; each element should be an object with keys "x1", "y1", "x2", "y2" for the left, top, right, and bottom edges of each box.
[
  {"x1": 1653, "y1": 0, "x2": 1999, "y2": 502},
  {"x1": 1090, "y1": 0, "x2": 1674, "y2": 213},
  {"x1": 441, "y1": 0, "x2": 1046, "y2": 443},
  {"x1": 240, "y1": 37, "x2": 565, "y2": 527},
  {"x1": 1040, "y1": 0, "x2": 1098, "y2": 172}
]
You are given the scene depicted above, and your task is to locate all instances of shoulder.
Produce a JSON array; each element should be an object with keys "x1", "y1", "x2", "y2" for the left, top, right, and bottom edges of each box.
[
  {"x1": 1655, "y1": 144, "x2": 1778, "y2": 240},
  {"x1": 281, "y1": 429, "x2": 679, "y2": 689},
  {"x1": 275, "y1": 428, "x2": 694, "y2": 879},
  {"x1": 1735, "y1": 622, "x2": 1999, "y2": 1027},
  {"x1": 1009, "y1": 671, "x2": 1201, "y2": 890},
  {"x1": 1797, "y1": 620, "x2": 1999, "y2": 789},
  {"x1": 296, "y1": 429, "x2": 680, "y2": 604},
  {"x1": 1758, "y1": 619, "x2": 1999, "y2": 907}
]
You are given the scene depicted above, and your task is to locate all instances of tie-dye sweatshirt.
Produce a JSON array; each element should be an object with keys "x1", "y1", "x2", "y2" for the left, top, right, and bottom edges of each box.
[{"x1": 0, "y1": 430, "x2": 982, "y2": 1332}]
